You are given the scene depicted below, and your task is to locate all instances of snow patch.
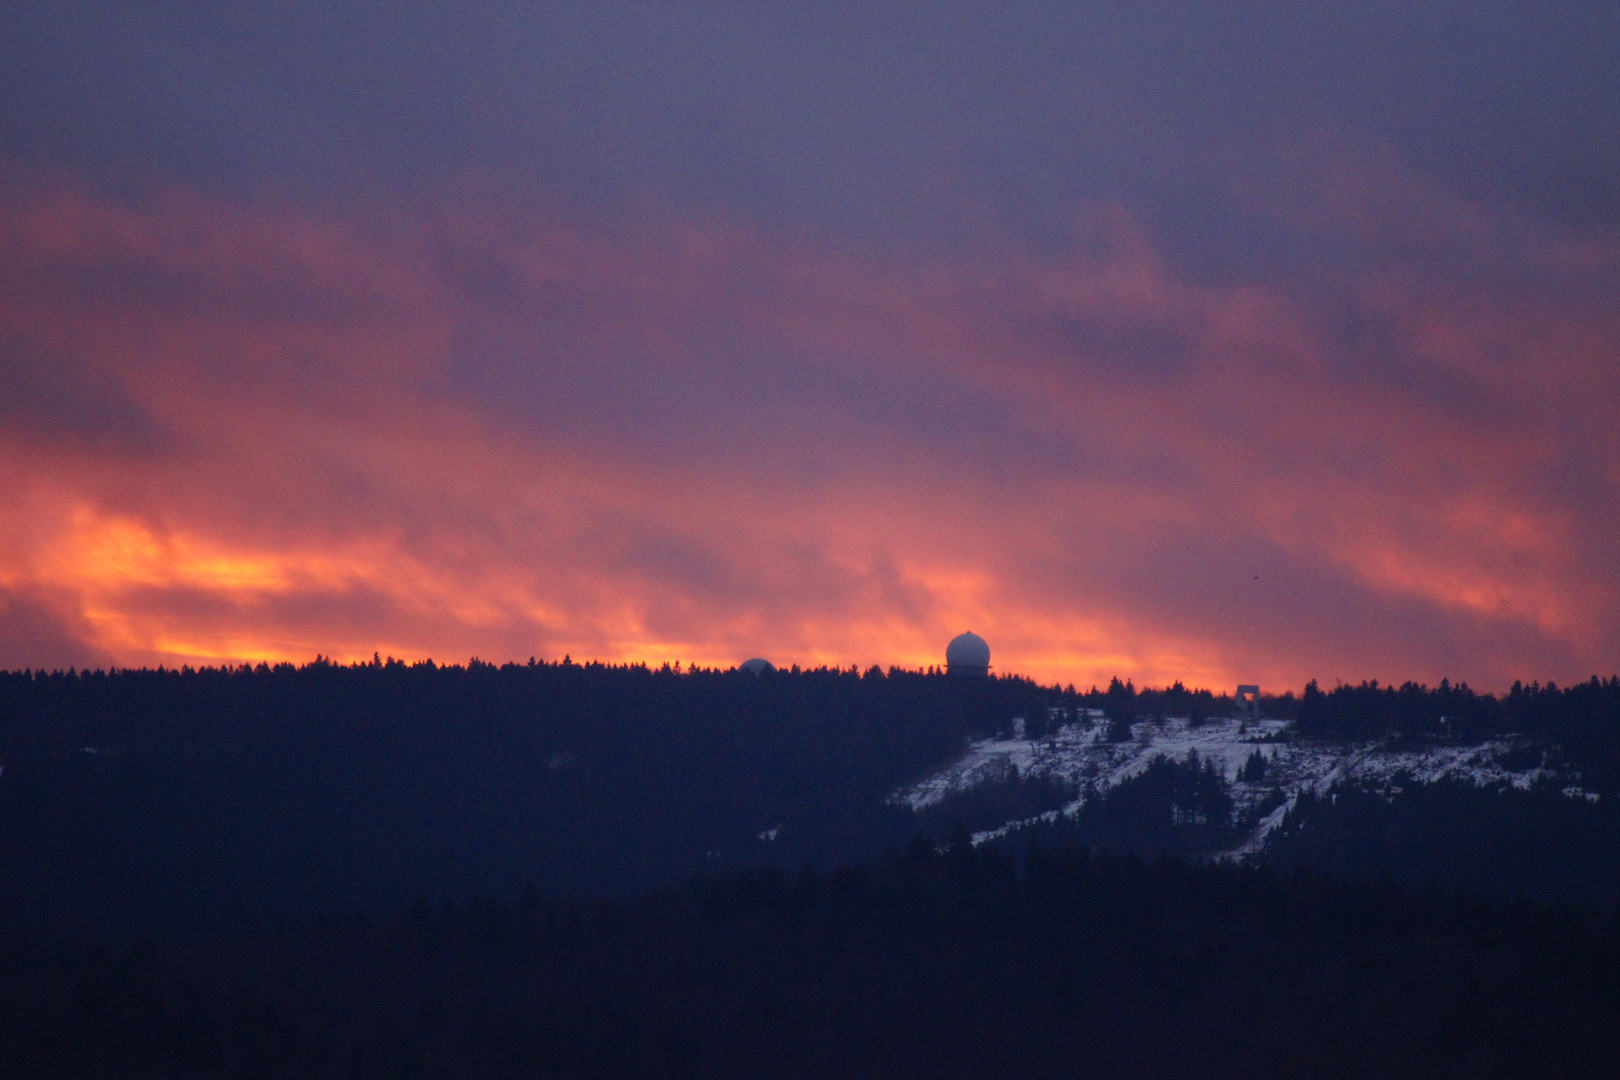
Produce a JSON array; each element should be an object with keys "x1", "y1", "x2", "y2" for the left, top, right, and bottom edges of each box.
[{"x1": 893, "y1": 715, "x2": 1567, "y2": 858}]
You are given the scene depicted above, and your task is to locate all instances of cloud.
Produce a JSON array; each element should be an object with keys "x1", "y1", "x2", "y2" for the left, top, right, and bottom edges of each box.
[
  {"x1": 0, "y1": 585, "x2": 113, "y2": 671},
  {"x1": 0, "y1": 138, "x2": 1616, "y2": 690},
  {"x1": 0, "y1": 335, "x2": 173, "y2": 455}
]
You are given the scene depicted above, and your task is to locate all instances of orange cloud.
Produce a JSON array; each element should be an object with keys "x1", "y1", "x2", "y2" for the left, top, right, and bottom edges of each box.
[{"x1": 1, "y1": 156, "x2": 1616, "y2": 691}]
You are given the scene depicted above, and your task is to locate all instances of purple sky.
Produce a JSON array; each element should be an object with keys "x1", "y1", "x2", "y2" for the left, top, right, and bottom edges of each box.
[{"x1": 1, "y1": 2, "x2": 1617, "y2": 689}]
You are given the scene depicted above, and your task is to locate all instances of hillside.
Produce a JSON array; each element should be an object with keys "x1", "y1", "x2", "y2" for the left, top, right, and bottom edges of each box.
[
  {"x1": 2, "y1": 662, "x2": 1619, "y2": 937},
  {"x1": 901, "y1": 713, "x2": 1581, "y2": 850},
  {"x1": 905, "y1": 710, "x2": 1620, "y2": 900}
]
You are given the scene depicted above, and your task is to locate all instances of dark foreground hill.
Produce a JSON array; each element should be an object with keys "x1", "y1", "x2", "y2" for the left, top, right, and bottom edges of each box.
[{"x1": 4, "y1": 844, "x2": 1617, "y2": 1079}]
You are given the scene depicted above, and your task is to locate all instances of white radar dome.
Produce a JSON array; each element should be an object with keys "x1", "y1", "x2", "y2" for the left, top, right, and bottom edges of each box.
[
  {"x1": 945, "y1": 632, "x2": 991, "y2": 676},
  {"x1": 739, "y1": 658, "x2": 775, "y2": 674}
]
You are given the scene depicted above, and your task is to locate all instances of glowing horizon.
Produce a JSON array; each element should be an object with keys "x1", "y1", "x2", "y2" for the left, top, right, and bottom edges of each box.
[{"x1": 2, "y1": 6, "x2": 1617, "y2": 695}]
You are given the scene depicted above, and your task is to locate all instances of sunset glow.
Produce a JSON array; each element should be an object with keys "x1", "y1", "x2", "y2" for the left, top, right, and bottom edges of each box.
[{"x1": 2, "y1": 5, "x2": 1616, "y2": 691}]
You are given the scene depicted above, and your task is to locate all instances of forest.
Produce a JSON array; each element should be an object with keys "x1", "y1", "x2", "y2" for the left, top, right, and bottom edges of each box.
[
  {"x1": 3, "y1": 661, "x2": 1620, "y2": 937},
  {"x1": 4, "y1": 659, "x2": 1620, "y2": 1074},
  {"x1": 0, "y1": 658, "x2": 1051, "y2": 939},
  {"x1": 3, "y1": 842, "x2": 1617, "y2": 1079}
]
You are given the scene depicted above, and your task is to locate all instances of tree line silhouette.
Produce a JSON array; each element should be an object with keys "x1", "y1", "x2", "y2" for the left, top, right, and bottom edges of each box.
[
  {"x1": 0, "y1": 657, "x2": 1052, "y2": 939},
  {"x1": 1293, "y1": 676, "x2": 1620, "y2": 766}
]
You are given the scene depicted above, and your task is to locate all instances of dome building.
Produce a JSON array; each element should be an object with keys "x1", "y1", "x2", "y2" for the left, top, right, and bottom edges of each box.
[
  {"x1": 945, "y1": 632, "x2": 991, "y2": 676},
  {"x1": 739, "y1": 658, "x2": 775, "y2": 674}
]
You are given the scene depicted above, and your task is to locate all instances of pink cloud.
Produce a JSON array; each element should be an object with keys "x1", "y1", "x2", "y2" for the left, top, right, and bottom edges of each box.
[{"x1": 1, "y1": 152, "x2": 1616, "y2": 691}]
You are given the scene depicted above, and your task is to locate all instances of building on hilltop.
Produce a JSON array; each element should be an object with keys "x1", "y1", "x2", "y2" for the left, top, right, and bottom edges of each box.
[
  {"x1": 946, "y1": 632, "x2": 991, "y2": 676},
  {"x1": 1236, "y1": 684, "x2": 1260, "y2": 715}
]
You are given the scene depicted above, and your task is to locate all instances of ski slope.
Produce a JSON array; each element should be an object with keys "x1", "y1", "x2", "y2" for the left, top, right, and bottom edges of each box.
[{"x1": 893, "y1": 713, "x2": 1571, "y2": 857}]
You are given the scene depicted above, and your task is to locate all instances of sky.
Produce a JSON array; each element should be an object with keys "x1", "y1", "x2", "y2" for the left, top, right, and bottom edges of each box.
[{"x1": 1, "y1": 1, "x2": 1617, "y2": 691}]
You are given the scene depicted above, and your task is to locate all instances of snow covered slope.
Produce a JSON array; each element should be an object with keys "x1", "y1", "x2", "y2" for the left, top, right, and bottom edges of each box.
[{"x1": 894, "y1": 714, "x2": 1573, "y2": 858}]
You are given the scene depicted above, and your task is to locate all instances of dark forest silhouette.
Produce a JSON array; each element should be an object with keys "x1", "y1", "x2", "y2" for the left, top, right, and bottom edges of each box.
[
  {"x1": 0, "y1": 658, "x2": 1051, "y2": 938},
  {"x1": 4, "y1": 659, "x2": 1620, "y2": 1073},
  {"x1": 4, "y1": 844, "x2": 1618, "y2": 1079},
  {"x1": 3, "y1": 660, "x2": 1620, "y2": 936}
]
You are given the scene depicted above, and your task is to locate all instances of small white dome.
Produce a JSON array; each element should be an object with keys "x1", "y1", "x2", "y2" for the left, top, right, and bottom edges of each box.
[
  {"x1": 945, "y1": 632, "x2": 990, "y2": 675},
  {"x1": 739, "y1": 658, "x2": 775, "y2": 674}
]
